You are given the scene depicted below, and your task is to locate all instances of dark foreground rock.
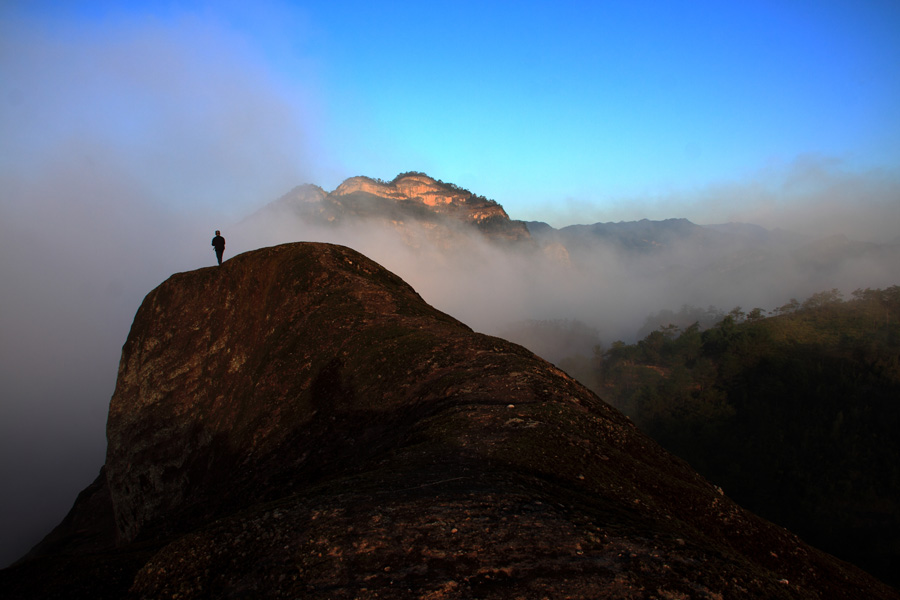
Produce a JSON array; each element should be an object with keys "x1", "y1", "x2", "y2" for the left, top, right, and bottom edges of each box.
[{"x1": 2, "y1": 242, "x2": 896, "y2": 599}]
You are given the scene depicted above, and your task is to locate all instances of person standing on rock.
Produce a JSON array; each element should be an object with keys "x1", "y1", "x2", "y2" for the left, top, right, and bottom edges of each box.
[{"x1": 212, "y1": 230, "x2": 226, "y2": 265}]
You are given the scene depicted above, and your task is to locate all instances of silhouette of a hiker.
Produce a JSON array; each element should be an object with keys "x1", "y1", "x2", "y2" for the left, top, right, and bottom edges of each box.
[{"x1": 212, "y1": 230, "x2": 226, "y2": 265}]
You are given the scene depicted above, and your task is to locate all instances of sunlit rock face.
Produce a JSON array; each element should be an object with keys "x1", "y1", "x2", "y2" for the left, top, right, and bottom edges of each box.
[
  {"x1": 333, "y1": 173, "x2": 505, "y2": 218},
  {"x1": 260, "y1": 172, "x2": 533, "y2": 245},
  {"x1": 333, "y1": 174, "x2": 468, "y2": 207},
  {"x1": 4, "y1": 242, "x2": 897, "y2": 599}
]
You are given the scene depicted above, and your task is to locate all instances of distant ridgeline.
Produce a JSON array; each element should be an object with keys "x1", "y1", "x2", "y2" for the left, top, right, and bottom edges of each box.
[{"x1": 584, "y1": 285, "x2": 900, "y2": 586}]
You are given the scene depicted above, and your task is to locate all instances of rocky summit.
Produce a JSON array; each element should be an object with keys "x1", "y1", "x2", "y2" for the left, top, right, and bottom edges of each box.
[{"x1": 3, "y1": 242, "x2": 897, "y2": 599}]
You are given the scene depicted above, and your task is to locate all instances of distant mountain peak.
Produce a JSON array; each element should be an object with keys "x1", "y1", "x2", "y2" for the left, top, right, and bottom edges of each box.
[{"x1": 252, "y1": 172, "x2": 532, "y2": 244}]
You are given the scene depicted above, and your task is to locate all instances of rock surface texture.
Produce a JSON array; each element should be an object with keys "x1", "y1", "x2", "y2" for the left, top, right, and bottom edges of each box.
[{"x1": 2, "y1": 242, "x2": 897, "y2": 599}]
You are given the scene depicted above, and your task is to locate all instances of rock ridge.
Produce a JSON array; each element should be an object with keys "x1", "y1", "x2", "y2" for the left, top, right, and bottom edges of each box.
[{"x1": 2, "y1": 242, "x2": 897, "y2": 599}]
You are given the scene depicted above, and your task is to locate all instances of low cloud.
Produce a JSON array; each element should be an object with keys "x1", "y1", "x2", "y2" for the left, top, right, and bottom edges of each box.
[
  {"x1": 530, "y1": 156, "x2": 900, "y2": 244},
  {"x1": 0, "y1": 11, "x2": 323, "y2": 566},
  {"x1": 680, "y1": 156, "x2": 900, "y2": 242},
  {"x1": 234, "y1": 185, "x2": 900, "y2": 356}
]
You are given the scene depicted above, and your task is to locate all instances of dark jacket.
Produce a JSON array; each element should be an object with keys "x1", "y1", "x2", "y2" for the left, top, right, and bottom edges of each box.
[{"x1": 212, "y1": 235, "x2": 225, "y2": 251}]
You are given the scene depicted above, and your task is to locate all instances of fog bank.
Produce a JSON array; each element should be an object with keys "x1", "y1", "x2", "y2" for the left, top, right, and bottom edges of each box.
[{"x1": 0, "y1": 12, "x2": 321, "y2": 567}]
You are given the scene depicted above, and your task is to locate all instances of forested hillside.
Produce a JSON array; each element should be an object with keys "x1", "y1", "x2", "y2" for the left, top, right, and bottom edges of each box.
[{"x1": 587, "y1": 286, "x2": 900, "y2": 586}]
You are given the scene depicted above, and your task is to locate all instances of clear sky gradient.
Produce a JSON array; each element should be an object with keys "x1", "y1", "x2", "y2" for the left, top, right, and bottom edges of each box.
[{"x1": 3, "y1": 0, "x2": 899, "y2": 230}]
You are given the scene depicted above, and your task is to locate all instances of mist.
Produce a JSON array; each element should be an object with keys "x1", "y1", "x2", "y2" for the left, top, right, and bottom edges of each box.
[
  {"x1": 236, "y1": 179, "x2": 900, "y2": 353},
  {"x1": 3, "y1": 8, "x2": 900, "y2": 571},
  {"x1": 0, "y1": 12, "x2": 322, "y2": 566},
  {"x1": 527, "y1": 155, "x2": 900, "y2": 245}
]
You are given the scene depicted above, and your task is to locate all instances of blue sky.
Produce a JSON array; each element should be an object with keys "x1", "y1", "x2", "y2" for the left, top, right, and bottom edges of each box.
[{"x1": 3, "y1": 0, "x2": 899, "y2": 229}]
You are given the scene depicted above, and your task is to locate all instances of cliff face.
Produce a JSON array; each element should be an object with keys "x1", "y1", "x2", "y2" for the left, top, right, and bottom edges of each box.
[
  {"x1": 333, "y1": 174, "x2": 469, "y2": 207},
  {"x1": 3, "y1": 242, "x2": 897, "y2": 599},
  {"x1": 264, "y1": 173, "x2": 532, "y2": 245},
  {"x1": 332, "y1": 173, "x2": 513, "y2": 224}
]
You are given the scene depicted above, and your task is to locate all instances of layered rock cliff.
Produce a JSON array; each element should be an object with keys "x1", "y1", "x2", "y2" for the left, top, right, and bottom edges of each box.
[
  {"x1": 255, "y1": 172, "x2": 533, "y2": 246},
  {"x1": 2, "y1": 243, "x2": 896, "y2": 599}
]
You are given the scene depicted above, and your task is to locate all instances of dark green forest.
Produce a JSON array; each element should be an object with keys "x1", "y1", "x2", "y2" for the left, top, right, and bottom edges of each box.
[{"x1": 577, "y1": 287, "x2": 900, "y2": 586}]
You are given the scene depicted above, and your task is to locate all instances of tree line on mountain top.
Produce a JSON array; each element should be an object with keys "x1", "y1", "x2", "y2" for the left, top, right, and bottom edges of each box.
[
  {"x1": 378, "y1": 171, "x2": 497, "y2": 206},
  {"x1": 563, "y1": 286, "x2": 900, "y2": 586}
]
